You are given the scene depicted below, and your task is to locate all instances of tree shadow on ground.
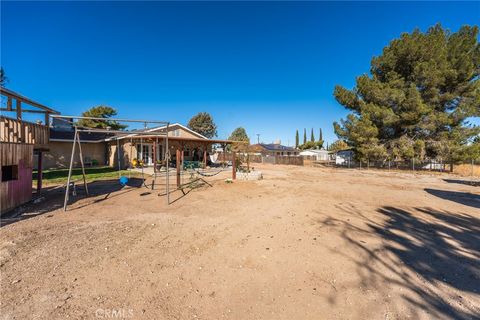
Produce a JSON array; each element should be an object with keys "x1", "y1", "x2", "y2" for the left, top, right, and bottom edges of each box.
[
  {"x1": 443, "y1": 179, "x2": 480, "y2": 187},
  {"x1": 425, "y1": 188, "x2": 480, "y2": 209},
  {"x1": 0, "y1": 178, "x2": 145, "y2": 227},
  {"x1": 320, "y1": 205, "x2": 480, "y2": 319}
]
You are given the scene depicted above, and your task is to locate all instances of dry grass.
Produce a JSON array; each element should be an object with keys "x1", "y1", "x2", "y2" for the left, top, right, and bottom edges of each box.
[{"x1": 453, "y1": 163, "x2": 480, "y2": 177}]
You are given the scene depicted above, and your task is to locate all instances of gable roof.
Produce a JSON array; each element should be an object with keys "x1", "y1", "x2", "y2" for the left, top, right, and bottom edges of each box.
[{"x1": 144, "y1": 123, "x2": 208, "y2": 139}]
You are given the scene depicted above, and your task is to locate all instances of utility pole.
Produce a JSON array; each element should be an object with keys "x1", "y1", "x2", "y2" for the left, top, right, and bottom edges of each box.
[{"x1": 256, "y1": 134, "x2": 260, "y2": 144}]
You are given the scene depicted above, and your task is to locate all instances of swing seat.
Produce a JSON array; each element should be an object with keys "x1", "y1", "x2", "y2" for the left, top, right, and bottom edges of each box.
[{"x1": 119, "y1": 176, "x2": 129, "y2": 186}]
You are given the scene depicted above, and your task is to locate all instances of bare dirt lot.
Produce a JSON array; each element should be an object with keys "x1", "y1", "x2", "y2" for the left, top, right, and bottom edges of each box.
[{"x1": 1, "y1": 165, "x2": 479, "y2": 320}]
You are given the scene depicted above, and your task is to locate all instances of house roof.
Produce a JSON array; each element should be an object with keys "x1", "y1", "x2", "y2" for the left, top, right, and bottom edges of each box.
[
  {"x1": 255, "y1": 143, "x2": 296, "y2": 151},
  {"x1": 108, "y1": 123, "x2": 209, "y2": 141},
  {"x1": 144, "y1": 123, "x2": 208, "y2": 139},
  {"x1": 50, "y1": 128, "x2": 114, "y2": 143}
]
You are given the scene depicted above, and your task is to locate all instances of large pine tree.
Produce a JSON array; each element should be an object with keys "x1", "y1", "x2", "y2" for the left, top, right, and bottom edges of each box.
[{"x1": 333, "y1": 25, "x2": 480, "y2": 163}]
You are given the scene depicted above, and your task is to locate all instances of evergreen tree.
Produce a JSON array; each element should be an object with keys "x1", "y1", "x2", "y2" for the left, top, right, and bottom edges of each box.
[
  {"x1": 187, "y1": 112, "x2": 217, "y2": 138},
  {"x1": 319, "y1": 128, "x2": 323, "y2": 142},
  {"x1": 77, "y1": 106, "x2": 127, "y2": 130},
  {"x1": 303, "y1": 128, "x2": 307, "y2": 144},
  {"x1": 228, "y1": 127, "x2": 250, "y2": 143},
  {"x1": 333, "y1": 25, "x2": 480, "y2": 163},
  {"x1": 310, "y1": 128, "x2": 315, "y2": 142},
  {"x1": 295, "y1": 129, "x2": 299, "y2": 148},
  {"x1": 0, "y1": 67, "x2": 7, "y2": 87}
]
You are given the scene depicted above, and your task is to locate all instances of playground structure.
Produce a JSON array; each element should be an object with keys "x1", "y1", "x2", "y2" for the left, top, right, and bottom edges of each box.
[
  {"x1": 53, "y1": 115, "x2": 239, "y2": 211},
  {"x1": 51, "y1": 115, "x2": 171, "y2": 211}
]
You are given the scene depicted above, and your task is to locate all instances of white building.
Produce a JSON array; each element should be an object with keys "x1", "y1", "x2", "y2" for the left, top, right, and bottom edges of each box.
[
  {"x1": 299, "y1": 149, "x2": 331, "y2": 161},
  {"x1": 335, "y1": 150, "x2": 354, "y2": 165}
]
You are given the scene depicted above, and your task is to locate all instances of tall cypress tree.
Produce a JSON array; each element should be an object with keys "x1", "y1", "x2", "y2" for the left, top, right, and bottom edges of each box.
[
  {"x1": 295, "y1": 129, "x2": 299, "y2": 148},
  {"x1": 310, "y1": 128, "x2": 315, "y2": 142},
  {"x1": 303, "y1": 128, "x2": 307, "y2": 144},
  {"x1": 319, "y1": 128, "x2": 323, "y2": 142}
]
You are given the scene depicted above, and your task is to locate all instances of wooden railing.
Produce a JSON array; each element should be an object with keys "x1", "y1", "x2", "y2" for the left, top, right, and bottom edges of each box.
[{"x1": 0, "y1": 116, "x2": 50, "y2": 149}]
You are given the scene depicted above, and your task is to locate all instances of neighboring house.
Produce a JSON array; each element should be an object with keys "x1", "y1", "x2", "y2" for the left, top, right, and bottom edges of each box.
[
  {"x1": 250, "y1": 143, "x2": 299, "y2": 156},
  {"x1": 335, "y1": 149, "x2": 355, "y2": 165},
  {"x1": 299, "y1": 149, "x2": 331, "y2": 161},
  {"x1": 1, "y1": 87, "x2": 60, "y2": 214},
  {"x1": 42, "y1": 120, "x2": 233, "y2": 169}
]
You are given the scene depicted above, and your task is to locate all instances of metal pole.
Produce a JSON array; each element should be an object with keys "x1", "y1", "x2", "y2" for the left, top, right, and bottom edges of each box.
[
  {"x1": 77, "y1": 130, "x2": 89, "y2": 196},
  {"x1": 51, "y1": 114, "x2": 169, "y2": 125},
  {"x1": 64, "y1": 127, "x2": 78, "y2": 211},
  {"x1": 116, "y1": 138, "x2": 122, "y2": 177},
  {"x1": 165, "y1": 123, "x2": 169, "y2": 205}
]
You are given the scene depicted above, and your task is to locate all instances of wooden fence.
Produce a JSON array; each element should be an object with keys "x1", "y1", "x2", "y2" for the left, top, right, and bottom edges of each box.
[{"x1": 0, "y1": 116, "x2": 50, "y2": 149}]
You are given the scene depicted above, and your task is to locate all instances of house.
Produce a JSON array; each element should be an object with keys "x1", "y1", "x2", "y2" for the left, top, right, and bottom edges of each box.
[
  {"x1": 41, "y1": 117, "x2": 113, "y2": 169},
  {"x1": 299, "y1": 149, "x2": 331, "y2": 161},
  {"x1": 250, "y1": 143, "x2": 299, "y2": 156},
  {"x1": 42, "y1": 119, "x2": 233, "y2": 169},
  {"x1": 107, "y1": 123, "x2": 233, "y2": 169},
  {"x1": 0, "y1": 87, "x2": 60, "y2": 214}
]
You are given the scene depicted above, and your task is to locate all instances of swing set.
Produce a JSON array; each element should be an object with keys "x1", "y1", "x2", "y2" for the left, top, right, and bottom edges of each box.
[{"x1": 51, "y1": 115, "x2": 171, "y2": 211}]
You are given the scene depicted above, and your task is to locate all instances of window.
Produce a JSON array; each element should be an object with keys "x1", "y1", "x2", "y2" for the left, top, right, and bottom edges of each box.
[
  {"x1": 173, "y1": 129, "x2": 180, "y2": 137},
  {"x1": 1, "y1": 165, "x2": 18, "y2": 182}
]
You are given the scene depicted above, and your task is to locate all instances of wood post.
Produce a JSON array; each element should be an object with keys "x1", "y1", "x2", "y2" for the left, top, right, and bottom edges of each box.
[
  {"x1": 232, "y1": 152, "x2": 236, "y2": 180},
  {"x1": 37, "y1": 151, "x2": 43, "y2": 194},
  {"x1": 16, "y1": 100, "x2": 21, "y2": 120},
  {"x1": 153, "y1": 141, "x2": 156, "y2": 173},
  {"x1": 176, "y1": 149, "x2": 181, "y2": 187},
  {"x1": 44, "y1": 112, "x2": 49, "y2": 127}
]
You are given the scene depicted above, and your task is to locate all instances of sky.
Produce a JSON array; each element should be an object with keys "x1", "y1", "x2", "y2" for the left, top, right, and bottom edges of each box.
[{"x1": 1, "y1": 1, "x2": 479, "y2": 145}]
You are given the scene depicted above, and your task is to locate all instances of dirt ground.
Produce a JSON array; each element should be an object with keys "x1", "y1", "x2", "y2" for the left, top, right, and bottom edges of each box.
[{"x1": 1, "y1": 164, "x2": 479, "y2": 320}]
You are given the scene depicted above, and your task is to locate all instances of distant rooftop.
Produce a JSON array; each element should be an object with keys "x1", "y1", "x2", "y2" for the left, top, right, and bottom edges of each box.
[{"x1": 257, "y1": 143, "x2": 296, "y2": 151}]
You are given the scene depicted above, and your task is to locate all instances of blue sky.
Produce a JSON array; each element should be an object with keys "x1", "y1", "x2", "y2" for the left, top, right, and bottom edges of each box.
[{"x1": 1, "y1": 1, "x2": 479, "y2": 145}]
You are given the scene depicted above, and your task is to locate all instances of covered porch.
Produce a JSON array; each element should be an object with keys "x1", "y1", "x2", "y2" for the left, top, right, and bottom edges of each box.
[{"x1": 110, "y1": 135, "x2": 233, "y2": 170}]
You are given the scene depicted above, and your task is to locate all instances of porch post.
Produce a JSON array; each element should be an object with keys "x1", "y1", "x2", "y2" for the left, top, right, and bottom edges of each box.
[
  {"x1": 232, "y1": 152, "x2": 236, "y2": 180},
  {"x1": 176, "y1": 149, "x2": 181, "y2": 187},
  {"x1": 203, "y1": 143, "x2": 207, "y2": 168},
  {"x1": 153, "y1": 141, "x2": 156, "y2": 173},
  {"x1": 37, "y1": 151, "x2": 43, "y2": 194}
]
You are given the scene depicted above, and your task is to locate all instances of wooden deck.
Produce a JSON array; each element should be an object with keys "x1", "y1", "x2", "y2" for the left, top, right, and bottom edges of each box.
[{"x1": 0, "y1": 116, "x2": 50, "y2": 150}]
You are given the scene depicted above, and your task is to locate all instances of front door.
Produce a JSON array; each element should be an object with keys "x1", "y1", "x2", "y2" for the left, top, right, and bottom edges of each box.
[{"x1": 137, "y1": 144, "x2": 153, "y2": 165}]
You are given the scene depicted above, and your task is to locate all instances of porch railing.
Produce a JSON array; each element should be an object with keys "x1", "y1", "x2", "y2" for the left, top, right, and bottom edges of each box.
[{"x1": 0, "y1": 116, "x2": 50, "y2": 149}]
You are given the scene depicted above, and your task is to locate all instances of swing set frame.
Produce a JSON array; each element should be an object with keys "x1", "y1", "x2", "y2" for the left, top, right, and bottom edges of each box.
[{"x1": 51, "y1": 115, "x2": 171, "y2": 211}]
